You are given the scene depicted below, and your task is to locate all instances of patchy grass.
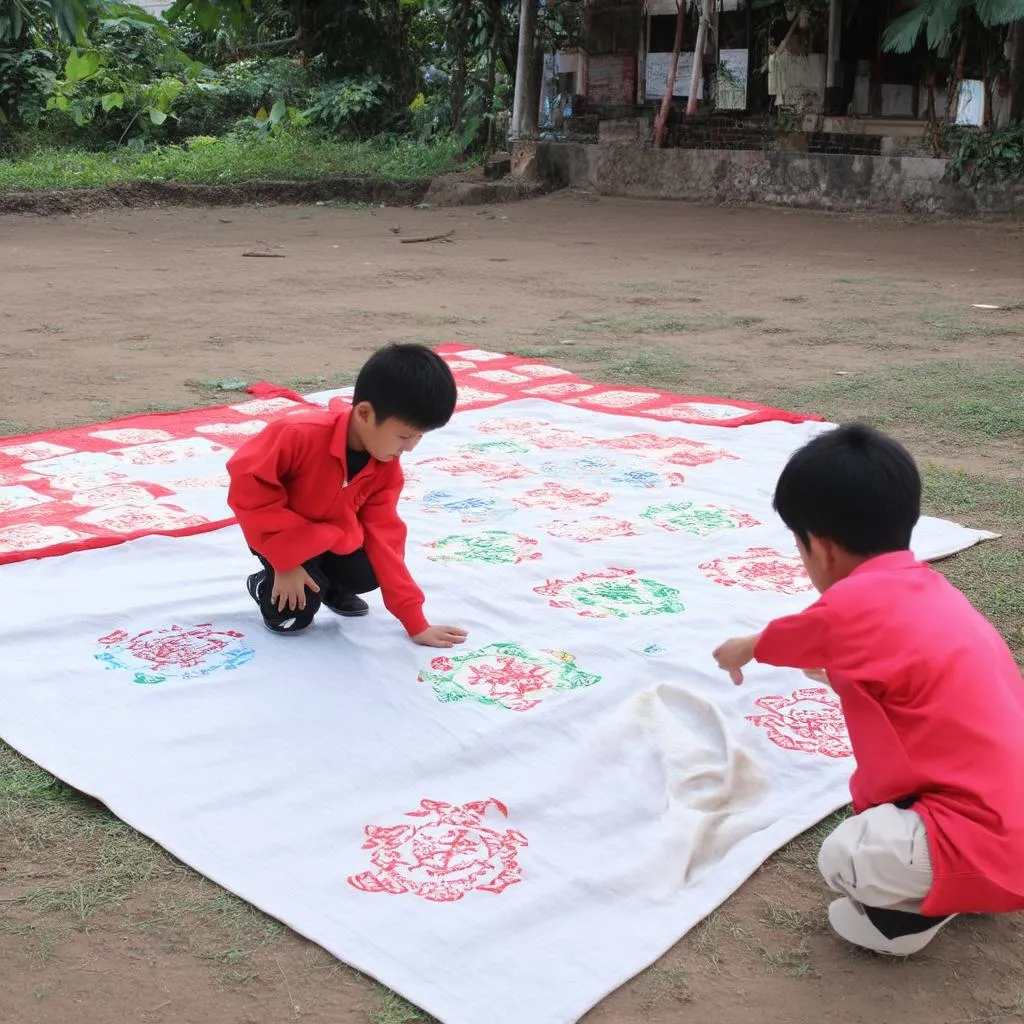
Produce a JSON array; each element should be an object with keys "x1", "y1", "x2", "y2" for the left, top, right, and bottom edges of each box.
[
  {"x1": 538, "y1": 310, "x2": 765, "y2": 339},
  {"x1": 633, "y1": 963, "x2": 694, "y2": 1010},
  {"x1": 0, "y1": 742, "x2": 169, "y2": 920},
  {"x1": 88, "y1": 400, "x2": 196, "y2": 418},
  {"x1": 287, "y1": 372, "x2": 357, "y2": 392},
  {"x1": 369, "y1": 986, "x2": 435, "y2": 1024},
  {"x1": 923, "y1": 464, "x2": 1024, "y2": 525},
  {"x1": 775, "y1": 360, "x2": 1024, "y2": 442},
  {"x1": 0, "y1": 134, "x2": 461, "y2": 193},
  {"x1": 761, "y1": 941, "x2": 819, "y2": 979},
  {"x1": 759, "y1": 897, "x2": 815, "y2": 934},
  {"x1": 918, "y1": 308, "x2": 1024, "y2": 343},
  {"x1": 805, "y1": 317, "x2": 880, "y2": 346},
  {"x1": 770, "y1": 809, "x2": 851, "y2": 873}
]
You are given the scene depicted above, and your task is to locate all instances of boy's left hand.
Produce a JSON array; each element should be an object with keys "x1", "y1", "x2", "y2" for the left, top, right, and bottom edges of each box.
[
  {"x1": 412, "y1": 625, "x2": 469, "y2": 649},
  {"x1": 713, "y1": 633, "x2": 761, "y2": 685}
]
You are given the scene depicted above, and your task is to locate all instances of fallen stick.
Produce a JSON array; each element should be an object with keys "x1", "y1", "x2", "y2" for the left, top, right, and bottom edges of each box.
[
  {"x1": 399, "y1": 230, "x2": 455, "y2": 245},
  {"x1": 241, "y1": 251, "x2": 286, "y2": 258}
]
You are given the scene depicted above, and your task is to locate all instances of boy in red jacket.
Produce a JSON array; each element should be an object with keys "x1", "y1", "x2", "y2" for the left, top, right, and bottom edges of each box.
[
  {"x1": 713, "y1": 424, "x2": 1024, "y2": 955},
  {"x1": 227, "y1": 343, "x2": 468, "y2": 649}
]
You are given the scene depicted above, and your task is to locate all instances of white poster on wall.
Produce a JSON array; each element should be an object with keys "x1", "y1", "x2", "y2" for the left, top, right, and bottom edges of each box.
[
  {"x1": 715, "y1": 49, "x2": 749, "y2": 110},
  {"x1": 646, "y1": 52, "x2": 701, "y2": 100},
  {"x1": 646, "y1": 49, "x2": 747, "y2": 107}
]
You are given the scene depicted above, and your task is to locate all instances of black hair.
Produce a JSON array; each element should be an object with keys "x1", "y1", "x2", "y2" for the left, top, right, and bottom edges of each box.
[
  {"x1": 773, "y1": 423, "x2": 921, "y2": 555},
  {"x1": 352, "y1": 343, "x2": 457, "y2": 431}
]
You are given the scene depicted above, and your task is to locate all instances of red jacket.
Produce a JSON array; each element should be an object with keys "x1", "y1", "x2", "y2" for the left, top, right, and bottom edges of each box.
[
  {"x1": 226, "y1": 400, "x2": 428, "y2": 637},
  {"x1": 755, "y1": 551, "x2": 1024, "y2": 917}
]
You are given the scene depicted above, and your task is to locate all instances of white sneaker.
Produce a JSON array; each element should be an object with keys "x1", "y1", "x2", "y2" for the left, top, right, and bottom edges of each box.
[{"x1": 828, "y1": 897, "x2": 957, "y2": 956}]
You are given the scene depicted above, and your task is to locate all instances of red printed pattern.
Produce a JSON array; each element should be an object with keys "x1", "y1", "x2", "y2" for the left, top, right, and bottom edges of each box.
[
  {"x1": 0, "y1": 386, "x2": 308, "y2": 565},
  {"x1": 347, "y1": 798, "x2": 528, "y2": 903},
  {"x1": 747, "y1": 687, "x2": 853, "y2": 759},
  {"x1": 0, "y1": 346, "x2": 822, "y2": 565}
]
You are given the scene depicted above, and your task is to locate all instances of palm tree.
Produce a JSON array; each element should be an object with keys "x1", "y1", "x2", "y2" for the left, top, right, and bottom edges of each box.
[{"x1": 883, "y1": 0, "x2": 1024, "y2": 54}]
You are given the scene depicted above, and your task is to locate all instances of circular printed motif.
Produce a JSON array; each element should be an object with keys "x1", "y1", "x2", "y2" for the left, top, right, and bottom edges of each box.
[
  {"x1": 424, "y1": 530, "x2": 541, "y2": 566},
  {"x1": 420, "y1": 489, "x2": 517, "y2": 524},
  {"x1": 542, "y1": 516, "x2": 639, "y2": 544},
  {"x1": 699, "y1": 546, "x2": 813, "y2": 594},
  {"x1": 347, "y1": 798, "x2": 528, "y2": 903},
  {"x1": 419, "y1": 642, "x2": 601, "y2": 712},
  {"x1": 534, "y1": 567, "x2": 684, "y2": 619},
  {"x1": 641, "y1": 502, "x2": 760, "y2": 536},
  {"x1": 475, "y1": 417, "x2": 597, "y2": 450},
  {"x1": 94, "y1": 623, "x2": 255, "y2": 685},
  {"x1": 539, "y1": 456, "x2": 685, "y2": 489},
  {"x1": 746, "y1": 687, "x2": 852, "y2": 759},
  {"x1": 458, "y1": 440, "x2": 531, "y2": 456},
  {"x1": 420, "y1": 455, "x2": 533, "y2": 483},
  {"x1": 513, "y1": 482, "x2": 611, "y2": 511}
]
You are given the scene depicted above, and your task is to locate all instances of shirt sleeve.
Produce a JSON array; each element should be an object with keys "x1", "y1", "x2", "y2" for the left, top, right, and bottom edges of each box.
[
  {"x1": 359, "y1": 465, "x2": 429, "y2": 637},
  {"x1": 226, "y1": 420, "x2": 341, "y2": 572},
  {"x1": 754, "y1": 598, "x2": 833, "y2": 670}
]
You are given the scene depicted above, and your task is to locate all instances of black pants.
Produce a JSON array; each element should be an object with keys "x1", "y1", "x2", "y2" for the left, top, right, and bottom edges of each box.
[{"x1": 252, "y1": 549, "x2": 378, "y2": 632}]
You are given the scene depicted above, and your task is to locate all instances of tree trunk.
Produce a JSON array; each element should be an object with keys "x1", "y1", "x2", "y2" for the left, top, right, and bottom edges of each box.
[
  {"x1": 946, "y1": 35, "x2": 967, "y2": 122},
  {"x1": 653, "y1": 0, "x2": 686, "y2": 149},
  {"x1": 525, "y1": 43, "x2": 544, "y2": 137},
  {"x1": 483, "y1": 0, "x2": 501, "y2": 151},
  {"x1": 450, "y1": 0, "x2": 472, "y2": 132},
  {"x1": 686, "y1": 0, "x2": 713, "y2": 116},
  {"x1": 1009, "y1": 20, "x2": 1024, "y2": 124},
  {"x1": 510, "y1": 0, "x2": 539, "y2": 139}
]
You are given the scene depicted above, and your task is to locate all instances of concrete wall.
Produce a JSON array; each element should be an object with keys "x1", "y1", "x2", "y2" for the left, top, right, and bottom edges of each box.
[{"x1": 511, "y1": 141, "x2": 1023, "y2": 216}]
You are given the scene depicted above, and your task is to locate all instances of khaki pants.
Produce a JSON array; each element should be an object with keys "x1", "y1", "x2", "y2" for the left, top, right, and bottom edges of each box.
[{"x1": 818, "y1": 803, "x2": 934, "y2": 915}]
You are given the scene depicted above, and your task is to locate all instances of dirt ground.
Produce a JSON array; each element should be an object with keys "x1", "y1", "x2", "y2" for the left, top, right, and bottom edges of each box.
[{"x1": 1, "y1": 194, "x2": 1023, "y2": 1024}]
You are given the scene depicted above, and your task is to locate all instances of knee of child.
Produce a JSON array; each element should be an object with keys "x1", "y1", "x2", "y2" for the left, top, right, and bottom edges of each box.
[{"x1": 818, "y1": 825, "x2": 856, "y2": 891}]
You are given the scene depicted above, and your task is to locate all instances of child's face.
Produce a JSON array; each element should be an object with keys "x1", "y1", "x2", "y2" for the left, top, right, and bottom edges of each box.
[{"x1": 350, "y1": 403, "x2": 425, "y2": 462}]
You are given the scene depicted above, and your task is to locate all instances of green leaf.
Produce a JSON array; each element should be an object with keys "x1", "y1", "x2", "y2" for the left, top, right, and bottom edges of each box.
[
  {"x1": 925, "y1": 0, "x2": 968, "y2": 49},
  {"x1": 64, "y1": 48, "x2": 102, "y2": 84},
  {"x1": 976, "y1": 0, "x2": 1024, "y2": 26},
  {"x1": 100, "y1": 92, "x2": 125, "y2": 112},
  {"x1": 149, "y1": 108, "x2": 167, "y2": 125},
  {"x1": 269, "y1": 98, "x2": 287, "y2": 125},
  {"x1": 882, "y1": 3, "x2": 932, "y2": 54}
]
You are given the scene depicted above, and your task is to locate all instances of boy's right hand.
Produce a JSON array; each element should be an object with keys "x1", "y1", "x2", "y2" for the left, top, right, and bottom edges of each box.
[
  {"x1": 712, "y1": 633, "x2": 760, "y2": 685},
  {"x1": 272, "y1": 566, "x2": 320, "y2": 611}
]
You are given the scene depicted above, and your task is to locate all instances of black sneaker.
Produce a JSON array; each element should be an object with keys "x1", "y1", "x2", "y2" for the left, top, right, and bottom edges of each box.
[
  {"x1": 322, "y1": 589, "x2": 369, "y2": 617},
  {"x1": 246, "y1": 571, "x2": 266, "y2": 605},
  {"x1": 247, "y1": 571, "x2": 308, "y2": 635}
]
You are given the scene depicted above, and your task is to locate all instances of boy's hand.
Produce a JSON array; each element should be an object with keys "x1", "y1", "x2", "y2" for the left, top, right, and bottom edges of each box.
[
  {"x1": 713, "y1": 633, "x2": 761, "y2": 685},
  {"x1": 412, "y1": 625, "x2": 469, "y2": 649},
  {"x1": 802, "y1": 668, "x2": 830, "y2": 685},
  {"x1": 272, "y1": 566, "x2": 320, "y2": 611}
]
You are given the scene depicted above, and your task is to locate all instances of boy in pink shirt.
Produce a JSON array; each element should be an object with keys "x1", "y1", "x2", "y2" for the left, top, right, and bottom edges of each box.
[{"x1": 714, "y1": 423, "x2": 1024, "y2": 955}]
